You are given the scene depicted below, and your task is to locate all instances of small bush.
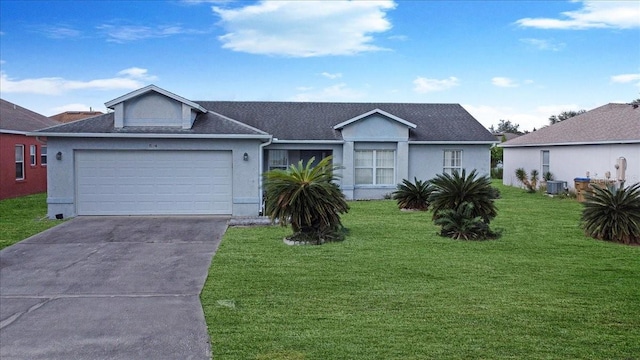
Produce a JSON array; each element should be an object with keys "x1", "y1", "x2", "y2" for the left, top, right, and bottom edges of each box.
[
  {"x1": 434, "y1": 202, "x2": 499, "y2": 240},
  {"x1": 515, "y1": 168, "x2": 539, "y2": 193},
  {"x1": 491, "y1": 167, "x2": 503, "y2": 179},
  {"x1": 392, "y1": 178, "x2": 432, "y2": 211},
  {"x1": 581, "y1": 183, "x2": 640, "y2": 245}
]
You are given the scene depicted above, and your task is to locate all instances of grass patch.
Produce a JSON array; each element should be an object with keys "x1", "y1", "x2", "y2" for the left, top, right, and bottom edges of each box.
[
  {"x1": 202, "y1": 183, "x2": 640, "y2": 359},
  {"x1": 0, "y1": 193, "x2": 63, "y2": 249}
]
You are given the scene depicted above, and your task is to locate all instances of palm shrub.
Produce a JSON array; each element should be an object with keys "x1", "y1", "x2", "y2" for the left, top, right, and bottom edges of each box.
[
  {"x1": 434, "y1": 202, "x2": 495, "y2": 240},
  {"x1": 392, "y1": 178, "x2": 432, "y2": 211},
  {"x1": 515, "y1": 168, "x2": 539, "y2": 193},
  {"x1": 581, "y1": 183, "x2": 640, "y2": 245},
  {"x1": 263, "y1": 156, "x2": 349, "y2": 244},
  {"x1": 428, "y1": 169, "x2": 499, "y2": 240}
]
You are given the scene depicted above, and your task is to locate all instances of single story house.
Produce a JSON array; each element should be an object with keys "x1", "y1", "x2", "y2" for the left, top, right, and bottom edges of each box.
[
  {"x1": 501, "y1": 103, "x2": 640, "y2": 190},
  {"x1": 34, "y1": 85, "x2": 496, "y2": 218},
  {"x1": 0, "y1": 99, "x2": 60, "y2": 199}
]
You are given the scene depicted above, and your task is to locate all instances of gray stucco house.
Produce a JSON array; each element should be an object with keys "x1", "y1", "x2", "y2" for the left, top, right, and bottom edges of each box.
[{"x1": 35, "y1": 85, "x2": 496, "y2": 218}]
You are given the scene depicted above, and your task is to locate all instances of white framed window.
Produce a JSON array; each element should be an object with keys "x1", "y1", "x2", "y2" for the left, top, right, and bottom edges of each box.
[
  {"x1": 15, "y1": 145, "x2": 25, "y2": 180},
  {"x1": 30, "y1": 145, "x2": 37, "y2": 166},
  {"x1": 541, "y1": 150, "x2": 550, "y2": 176},
  {"x1": 41, "y1": 146, "x2": 48, "y2": 166},
  {"x1": 443, "y1": 150, "x2": 462, "y2": 175},
  {"x1": 355, "y1": 150, "x2": 395, "y2": 185},
  {"x1": 268, "y1": 150, "x2": 289, "y2": 171}
]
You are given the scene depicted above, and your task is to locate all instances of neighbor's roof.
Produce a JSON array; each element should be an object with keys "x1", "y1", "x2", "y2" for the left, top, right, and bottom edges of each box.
[
  {"x1": 197, "y1": 101, "x2": 496, "y2": 142},
  {"x1": 501, "y1": 103, "x2": 640, "y2": 147},
  {"x1": 0, "y1": 99, "x2": 60, "y2": 133},
  {"x1": 49, "y1": 111, "x2": 104, "y2": 123}
]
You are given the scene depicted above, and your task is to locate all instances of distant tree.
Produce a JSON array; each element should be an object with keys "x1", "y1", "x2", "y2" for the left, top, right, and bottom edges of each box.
[
  {"x1": 489, "y1": 119, "x2": 522, "y2": 134},
  {"x1": 549, "y1": 110, "x2": 586, "y2": 125},
  {"x1": 631, "y1": 98, "x2": 640, "y2": 105}
]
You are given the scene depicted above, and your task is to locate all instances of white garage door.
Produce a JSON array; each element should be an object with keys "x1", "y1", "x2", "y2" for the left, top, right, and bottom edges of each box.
[{"x1": 76, "y1": 150, "x2": 232, "y2": 215}]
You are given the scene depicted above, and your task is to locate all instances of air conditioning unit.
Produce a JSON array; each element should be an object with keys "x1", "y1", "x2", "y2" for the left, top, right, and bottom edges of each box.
[{"x1": 547, "y1": 180, "x2": 567, "y2": 195}]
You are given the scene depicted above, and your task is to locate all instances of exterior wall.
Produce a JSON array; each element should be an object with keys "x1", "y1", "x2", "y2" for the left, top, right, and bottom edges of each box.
[
  {"x1": 0, "y1": 133, "x2": 48, "y2": 199},
  {"x1": 408, "y1": 144, "x2": 492, "y2": 181},
  {"x1": 503, "y1": 143, "x2": 640, "y2": 189},
  {"x1": 122, "y1": 92, "x2": 183, "y2": 127},
  {"x1": 341, "y1": 115, "x2": 409, "y2": 141},
  {"x1": 45, "y1": 137, "x2": 264, "y2": 218}
]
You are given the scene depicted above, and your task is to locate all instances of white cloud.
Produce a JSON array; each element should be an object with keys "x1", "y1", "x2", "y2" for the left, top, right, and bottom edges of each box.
[
  {"x1": 38, "y1": 25, "x2": 82, "y2": 39},
  {"x1": 413, "y1": 76, "x2": 459, "y2": 93},
  {"x1": 516, "y1": 1, "x2": 640, "y2": 30},
  {"x1": 492, "y1": 77, "x2": 519, "y2": 88},
  {"x1": 536, "y1": 104, "x2": 581, "y2": 115},
  {"x1": 213, "y1": 0, "x2": 396, "y2": 57},
  {"x1": 97, "y1": 24, "x2": 205, "y2": 43},
  {"x1": 611, "y1": 73, "x2": 640, "y2": 87},
  {"x1": 118, "y1": 67, "x2": 158, "y2": 81},
  {"x1": 321, "y1": 72, "x2": 342, "y2": 80},
  {"x1": 291, "y1": 83, "x2": 365, "y2": 101},
  {"x1": 520, "y1": 38, "x2": 565, "y2": 51},
  {"x1": 0, "y1": 68, "x2": 154, "y2": 95}
]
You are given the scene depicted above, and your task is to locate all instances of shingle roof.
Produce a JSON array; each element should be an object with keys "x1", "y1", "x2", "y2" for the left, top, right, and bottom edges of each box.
[
  {"x1": 49, "y1": 111, "x2": 104, "y2": 123},
  {"x1": 36, "y1": 99, "x2": 495, "y2": 142},
  {"x1": 197, "y1": 101, "x2": 495, "y2": 142},
  {"x1": 502, "y1": 103, "x2": 640, "y2": 147},
  {"x1": 0, "y1": 99, "x2": 60, "y2": 133},
  {"x1": 37, "y1": 112, "x2": 268, "y2": 136}
]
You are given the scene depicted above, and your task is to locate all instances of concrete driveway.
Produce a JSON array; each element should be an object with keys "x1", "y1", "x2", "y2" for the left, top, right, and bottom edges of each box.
[{"x1": 0, "y1": 216, "x2": 228, "y2": 360}]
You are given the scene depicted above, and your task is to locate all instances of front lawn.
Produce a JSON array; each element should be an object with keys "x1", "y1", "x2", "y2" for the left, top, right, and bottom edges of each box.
[
  {"x1": 201, "y1": 183, "x2": 640, "y2": 359},
  {"x1": 0, "y1": 193, "x2": 63, "y2": 250}
]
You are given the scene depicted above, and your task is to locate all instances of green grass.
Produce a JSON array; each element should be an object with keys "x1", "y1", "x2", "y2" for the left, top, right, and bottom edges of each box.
[
  {"x1": 0, "y1": 193, "x2": 64, "y2": 249},
  {"x1": 202, "y1": 183, "x2": 640, "y2": 359}
]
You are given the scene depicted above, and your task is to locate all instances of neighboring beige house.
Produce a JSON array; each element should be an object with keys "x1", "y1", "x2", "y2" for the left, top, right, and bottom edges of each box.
[
  {"x1": 50, "y1": 111, "x2": 103, "y2": 123},
  {"x1": 501, "y1": 103, "x2": 640, "y2": 190}
]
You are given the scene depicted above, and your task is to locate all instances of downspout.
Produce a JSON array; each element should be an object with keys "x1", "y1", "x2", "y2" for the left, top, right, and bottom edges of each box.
[{"x1": 258, "y1": 136, "x2": 273, "y2": 215}]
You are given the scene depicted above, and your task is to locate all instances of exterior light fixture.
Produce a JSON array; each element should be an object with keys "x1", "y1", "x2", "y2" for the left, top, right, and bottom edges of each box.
[
  {"x1": 56, "y1": 151, "x2": 62, "y2": 160},
  {"x1": 243, "y1": 152, "x2": 249, "y2": 161}
]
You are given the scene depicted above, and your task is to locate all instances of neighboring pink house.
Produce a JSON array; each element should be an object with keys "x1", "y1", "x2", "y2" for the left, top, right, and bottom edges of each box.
[{"x1": 0, "y1": 99, "x2": 60, "y2": 200}]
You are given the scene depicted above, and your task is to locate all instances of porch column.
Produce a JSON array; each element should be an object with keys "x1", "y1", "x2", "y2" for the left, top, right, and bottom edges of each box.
[
  {"x1": 397, "y1": 141, "x2": 409, "y2": 182},
  {"x1": 341, "y1": 141, "x2": 355, "y2": 199}
]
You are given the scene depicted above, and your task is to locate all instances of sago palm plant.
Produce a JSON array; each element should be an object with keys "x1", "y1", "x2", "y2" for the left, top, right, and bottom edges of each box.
[
  {"x1": 429, "y1": 169, "x2": 498, "y2": 224},
  {"x1": 263, "y1": 156, "x2": 349, "y2": 243},
  {"x1": 392, "y1": 178, "x2": 432, "y2": 211},
  {"x1": 433, "y1": 202, "x2": 495, "y2": 240},
  {"x1": 581, "y1": 183, "x2": 640, "y2": 245}
]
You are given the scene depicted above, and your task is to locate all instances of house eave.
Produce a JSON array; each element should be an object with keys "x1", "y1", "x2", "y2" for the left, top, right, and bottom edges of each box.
[
  {"x1": 28, "y1": 132, "x2": 272, "y2": 140},
  {"x1": 500, "y1": 139, "x2": 640, "y2": 148},
  {"x1": 271, "y1": 139, "x2": 345, "y2": 144},
  {"x1": 333, "y1": 108, "x2": 417, "y2": 130},
  {"x1": 105, "y1": 84, "x2": 207, "y2": 113},
  {"x1": 410, "y1": 140, "x2": 497, "y2": 145},
  {"x1": 0, "y1": 129, "x2": 29, "y2": 135}
]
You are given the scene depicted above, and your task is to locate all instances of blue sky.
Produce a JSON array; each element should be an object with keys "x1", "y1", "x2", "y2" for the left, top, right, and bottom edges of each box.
[{"x1": 1, "y1": 0, "x2": 638, "y2": 131}]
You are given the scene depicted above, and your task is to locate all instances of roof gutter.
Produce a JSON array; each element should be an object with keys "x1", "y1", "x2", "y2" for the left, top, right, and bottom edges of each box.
[
  {"x1": 500, "y1": 139, "x2": 640, "y2": 148},
  {"x1": 409, "y1": 140, "x2": 498, "y2": 145}
]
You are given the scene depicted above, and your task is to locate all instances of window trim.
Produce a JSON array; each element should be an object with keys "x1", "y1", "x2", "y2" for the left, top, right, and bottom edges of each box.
[
  {"x1": 30, "y1": 144, "x2": 37, "y2": 166},
  {"x1": 443, "y1": 149, "x2": 462, "y2": 175},
  {"x1": 15, "y1": 144, "x2": 25, "y2": 180},
  {"x1": 355, "y1": 149, "x2": 396, "y2": 186},
  {"x1": 268, "y1": 149, "x2": 289, "y2": 171},
  {"x1": 541, "y1": 150, "x2": 550, "y2": 176},
  {"x1": 41, "y1": 146, "x2": 48, "y2": 166}
]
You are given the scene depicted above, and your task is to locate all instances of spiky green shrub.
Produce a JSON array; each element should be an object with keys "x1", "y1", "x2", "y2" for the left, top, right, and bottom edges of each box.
[
  {"x1": 263, "y1": 156, "x2": 349, "y2": 244},
  {"x1": 433, "y1": 202, "x2": 497, "y2": 240},
  {"x1": 428, "y1": 170, "x2": 499, "y2": 240},
  {"x1": 392, "y1": 178, "x2": 432, "y2": 211},
  {"x1": 581, "y1": 183, "x2": 640, "y2": 245},
  {"x1": 429, "y1": 169, "x2": 498, "y2": 224},
  {"x1": 515, "y1": 168, "x2": 539, "y2": 193}
]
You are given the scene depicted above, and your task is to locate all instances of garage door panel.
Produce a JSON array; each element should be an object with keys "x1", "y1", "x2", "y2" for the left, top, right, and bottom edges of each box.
[{"x1": 76, "y1": 150, "x2": 232, "y2": 215}]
